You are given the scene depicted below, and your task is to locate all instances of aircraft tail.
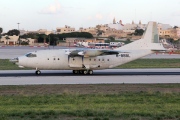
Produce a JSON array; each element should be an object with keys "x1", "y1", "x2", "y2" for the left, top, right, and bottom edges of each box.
[
  {"x1": 141, "y1": 21, "x2": 159, "y2": 43},
  {"x1": 116, "y1": 21, "x2": 166, "y2": 51}
]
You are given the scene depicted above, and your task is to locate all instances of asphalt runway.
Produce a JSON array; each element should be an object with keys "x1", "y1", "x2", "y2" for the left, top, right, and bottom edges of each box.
[{"x1": 0, "y1": 69, "x2": 180, "y2": 85}]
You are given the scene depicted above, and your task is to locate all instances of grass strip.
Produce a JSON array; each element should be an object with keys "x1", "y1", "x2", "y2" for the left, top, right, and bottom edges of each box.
[{"x1": 0, "y1": 92, "x2": 179, "y2": 120}]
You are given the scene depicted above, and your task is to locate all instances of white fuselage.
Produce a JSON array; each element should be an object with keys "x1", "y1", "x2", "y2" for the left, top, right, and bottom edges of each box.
[{"x1": 17, "y1": 49, "x2": 153, "y2": 70}]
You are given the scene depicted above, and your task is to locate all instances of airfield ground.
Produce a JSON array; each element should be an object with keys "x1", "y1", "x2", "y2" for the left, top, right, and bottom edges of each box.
[
  {"x1": 0, "y1": 84, "x2": 179, "y2": 120},
  {"x1": 0, "y1": 84, "x2": 180, "y2": 95}
]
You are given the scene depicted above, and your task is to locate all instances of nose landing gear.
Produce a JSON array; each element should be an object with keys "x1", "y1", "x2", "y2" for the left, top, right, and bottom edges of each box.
[
  {"x1": 35, "y1": 70, "x2": 41, "y2": 75},
  {"x1": 35, "y1": 67, "x2": 41, "y2": 75}
]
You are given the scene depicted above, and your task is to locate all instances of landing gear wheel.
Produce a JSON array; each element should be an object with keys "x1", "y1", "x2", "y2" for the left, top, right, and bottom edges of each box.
[
  {"x1": 88, "y1": 70, "x2": 93, "y2": 75},
  {"x1": 35, "y1": 70, "x2": 41, "y2": 75},
  {"x1": 83, "y1": 70, "x2": 88, "y2": 75},
  {"x1": 79, "y1": 70, "x2": 83, "y2": 74},
  {"x1": 73, "y1": 70, "x2": 79, "y2": 74}
]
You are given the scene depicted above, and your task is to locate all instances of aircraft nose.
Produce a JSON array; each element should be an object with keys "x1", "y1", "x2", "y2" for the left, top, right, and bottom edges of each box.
[{"x1": 10, "y1": 57, "x2": 19, "y2": 64}]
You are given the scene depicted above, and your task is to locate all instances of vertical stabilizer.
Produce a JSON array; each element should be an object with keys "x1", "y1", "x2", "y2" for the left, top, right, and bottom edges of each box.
[
  {"x1": 141, "y1": 21, "x2": 159, "y2": 43},
  {"x1": 116, "y1": 21, "x2": 165, "y2": 51}
]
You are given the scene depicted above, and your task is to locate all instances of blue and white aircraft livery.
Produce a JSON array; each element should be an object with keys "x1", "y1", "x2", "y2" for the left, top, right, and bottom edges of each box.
[{"x1": 11, "y1": 22, "x2": 165, "y2": 75}]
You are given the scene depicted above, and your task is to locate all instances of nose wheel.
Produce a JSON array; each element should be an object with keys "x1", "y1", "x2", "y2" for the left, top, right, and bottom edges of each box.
[{"x1": 35, "y1": 70, "x2": 41, "y2": 75}]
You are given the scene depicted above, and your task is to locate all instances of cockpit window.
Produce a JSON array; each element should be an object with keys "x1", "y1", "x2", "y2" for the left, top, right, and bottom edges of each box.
[{"x1": 26, "y1": 53, "x2": 37, "y2": 57}]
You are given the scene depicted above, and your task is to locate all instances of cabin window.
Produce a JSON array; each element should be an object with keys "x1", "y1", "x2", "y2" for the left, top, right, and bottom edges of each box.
[
  {"x1": 54, "y1": 58, "x2": 56, "y2": 60},
  {"x1": 47, "y1": 58, "x2": 49, "y2": 60},
  {"x1": 102, "y1": 59, "x2": 104, "y2": 61},
  {"x1": 89, "y1": 59, "x2": 91, "y2": 61},
  {"x1": 26, "y1": 53, "x2": 37, "y2": 58},
  {"x1": 99, "y1": 59, "x2": 100, "y2": 61},
  {"x1": 94, "y1": 59, "x2": 96, "y2": 61},
  {"x1": 107, "y1": 59, "x2": 109, "y2": 61},
  {"x1": 58, "y1": 58, "x2": 60, "y2": 60}
]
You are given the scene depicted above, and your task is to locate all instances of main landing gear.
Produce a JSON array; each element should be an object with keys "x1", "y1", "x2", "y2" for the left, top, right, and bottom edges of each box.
[
  {"x1": 35, "y1": 70, "x2": 41, "y2": 75},
  {"x1": 73, "y1": 70, "x2": 93, "y2": 75}
]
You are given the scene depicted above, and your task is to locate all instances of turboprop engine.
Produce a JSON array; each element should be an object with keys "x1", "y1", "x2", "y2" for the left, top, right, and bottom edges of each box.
[{"x1": 78, "y1": 50, "x2": 103, "y2": 57}]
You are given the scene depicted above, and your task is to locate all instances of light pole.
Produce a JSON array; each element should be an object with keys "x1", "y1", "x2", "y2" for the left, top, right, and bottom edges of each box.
[
  {"x1": 17, "y1": 23, "x2": 20, "y2": 30},
  {"x1": 17, "y1": 23, "x2": 20, "y2": 46}
]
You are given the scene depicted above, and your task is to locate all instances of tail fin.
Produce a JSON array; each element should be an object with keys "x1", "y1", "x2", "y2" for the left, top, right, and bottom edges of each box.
[
  {"x1": 141, "y1": 21, "x2": 159, "y2": 43},
  {"x1": 116, "y1": 21, "x2": 165, "y2": 51}
]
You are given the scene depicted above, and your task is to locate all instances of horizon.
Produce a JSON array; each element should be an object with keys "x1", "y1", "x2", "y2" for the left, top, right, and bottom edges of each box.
[{"x1": 0, "y1": 0, "x2": 180, "y2": 32}]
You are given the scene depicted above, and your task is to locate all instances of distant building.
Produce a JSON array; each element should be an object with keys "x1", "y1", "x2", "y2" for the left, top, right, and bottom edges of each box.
[
  {"x1": 37, "y1": 29, "x2": 53, "y2": 35},
  {"x1": 56, "y1": 25, "x2": 75, "y2": 34},
  {"x1": 0, "y1": 35, "x2": 19, "y2": 45},
  {"x1": 20, "y1": 38, "x2": 36, "y2": 46},
  {"x1": 108, "y1": 23, "x2": 123, "y2": 30},
  {"x1": 122, "y1": 20, "x2": 146, "y2": 33},
  {"x1": 20, "y1": 29, "x2": 53, "y2": 35},
  {"x1": 108, "y1": 18, "x2": 124, "y2": 30},
  {"x1": 158, "y1": 23, "x2": 172, "y2": 37},
  {"x1": 19, "y1": 30, "x2": 28, "y2": 36},
  {"x1": 78, "y1": 18, "x2": 130, "y2": 38},
  {"x1": 176, "y1": 28, "x2": 180, "y2": 38},
  {"x1": 62, "y1": 37, "x2": 105, "y2": 47},
  {"x1": 159, "y1": 28, "x2": 178, "y2": 40},
  {"x1": 78, "y1": 27, "x2": 97, "y2": 36},
  {"x1": 97, "y1": 24, "x2": 109, "y2": 31},
  {"x1": 65, "y1": 37, "x2": 104, "y2": 43},
  {"x1": 101, "y1": 28, "x2": 127, "y2": 38},
  {"x1": 158, "y1": 23, "x2": 172, "y2": 30}
]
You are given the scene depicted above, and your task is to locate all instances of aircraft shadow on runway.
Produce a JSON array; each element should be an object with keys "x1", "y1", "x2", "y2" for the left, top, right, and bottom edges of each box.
[{"x1": 0, "y1": 72, "x2": 180, "y2": 77}]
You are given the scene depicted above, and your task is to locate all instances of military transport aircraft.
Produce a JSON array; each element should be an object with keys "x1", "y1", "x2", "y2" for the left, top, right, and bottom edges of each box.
[{"x1": 10, "y1": 21, "x2": 165, "y2": 75}]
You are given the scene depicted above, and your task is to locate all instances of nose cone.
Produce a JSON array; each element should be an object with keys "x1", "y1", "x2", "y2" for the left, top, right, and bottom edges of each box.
[{"x1": 10, "y1": 57, "x2": 19, "y2": 64}]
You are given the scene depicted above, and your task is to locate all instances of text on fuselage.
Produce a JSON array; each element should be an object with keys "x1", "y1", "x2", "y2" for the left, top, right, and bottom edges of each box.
[{"x1": 117, "y1": 54, "x2": 130, "y2": 57}]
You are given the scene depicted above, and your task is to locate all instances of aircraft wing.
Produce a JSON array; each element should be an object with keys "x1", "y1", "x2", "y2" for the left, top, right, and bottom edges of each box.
[{"x1": 66, "y1": 49, "x2": 128, "y2": 57}]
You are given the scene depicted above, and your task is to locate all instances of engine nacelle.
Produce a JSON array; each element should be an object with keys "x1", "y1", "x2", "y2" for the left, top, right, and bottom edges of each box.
[{"x1": 79, "y1": 50, "x2": 103, "y2": 57}]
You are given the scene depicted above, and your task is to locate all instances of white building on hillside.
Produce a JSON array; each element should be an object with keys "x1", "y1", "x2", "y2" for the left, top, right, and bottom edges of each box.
[
  {"x1": 56, "y1": 25, "x2": 75, "y2": 34},
  {"x1": 108, "y1": 18, "x2": 124, "y2": 30},
  {"x1": 122, "y1": 20, "x2": 146, "y2": 33}
]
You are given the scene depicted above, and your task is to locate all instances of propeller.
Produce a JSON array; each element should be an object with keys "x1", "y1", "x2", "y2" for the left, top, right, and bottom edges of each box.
[
  {"x1": 78, "y1": 50, "x2": 85, "y2": 56},
  {"x1": 68, "y1": 55, "x2": 70, "y2": 63}
]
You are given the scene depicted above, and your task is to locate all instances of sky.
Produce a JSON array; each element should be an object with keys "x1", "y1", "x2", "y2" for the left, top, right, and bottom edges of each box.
[{"x1": 0, "y1": 0, "x2": 180, "y2": 32}]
